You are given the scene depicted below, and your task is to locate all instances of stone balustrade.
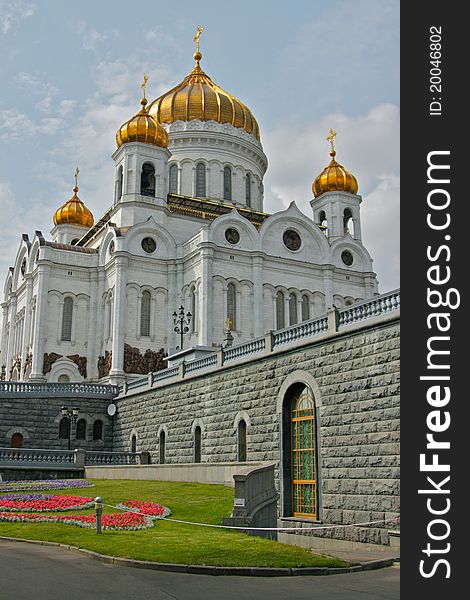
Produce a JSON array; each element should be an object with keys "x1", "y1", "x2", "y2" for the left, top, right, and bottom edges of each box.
[{"x1": 0, "y1": 381, "x2": 119, "y2": 398}]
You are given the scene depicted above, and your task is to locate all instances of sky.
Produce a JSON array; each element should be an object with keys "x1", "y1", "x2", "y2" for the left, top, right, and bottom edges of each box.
[{"x1": 0, "y1": 0, "x2": 399, "y2": 296}]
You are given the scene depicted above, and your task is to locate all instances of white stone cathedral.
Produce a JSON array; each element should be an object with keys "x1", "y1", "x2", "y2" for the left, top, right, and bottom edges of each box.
[{"x1": 0, "y1": 42, "x2": 378, "y2": 385}]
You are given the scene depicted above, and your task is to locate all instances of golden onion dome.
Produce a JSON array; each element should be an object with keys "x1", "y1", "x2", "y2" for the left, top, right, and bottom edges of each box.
[
  {"x1": 147, "y1": 51, "x2": 260, "y2": 141},
  {"x1": 116, "y1": 76, "x2": 168, "y2": 148},
  {"x1": 53, "y1": 170, "x2": 94, "y2": 228},
  {"x1": 312, "y1": 130, "x2": 358, "y2": 197}
]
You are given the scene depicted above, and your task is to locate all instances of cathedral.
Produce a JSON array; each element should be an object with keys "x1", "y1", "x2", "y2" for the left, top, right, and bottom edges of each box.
[{"x1": 0, "y1": 36, "x2": 378, "y2": 386}]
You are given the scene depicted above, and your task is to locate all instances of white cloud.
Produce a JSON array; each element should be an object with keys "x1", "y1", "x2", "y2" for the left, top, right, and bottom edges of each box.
[
  {"x1": 77, "y1": 20, "x2": 109, "y2": 51},
  {"x1": 0, "y1": 0, "x2": 35, "y2": 34},
  {"x1": 0, "y1": 108, "x2": 63, "y2": 140},
  {"x1": 263, "y1": 103, "x2": 400, "y2": 292}
]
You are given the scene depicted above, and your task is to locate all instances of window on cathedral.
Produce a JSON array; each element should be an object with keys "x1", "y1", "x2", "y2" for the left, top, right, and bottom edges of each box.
[
  {"x1": 196, "y1": 162, "x2": 206, "y2": 197},
  {"x1": 93, "y1": 420, "x2": 103, "y2": 441},
  {"x1": 301, "y1": 295, "x2": 310, "y2": 321},
  {"x1": 237, "y1": 419, "x2": 247, "y2": 462},
  {"x1": 159, "y1": 430, "x2": 166, "y2": 464},
  {"x1": 61, "y1": 297, "x2": 73, "y2": 342},
  {"x1": 245, "y1": 174, "x2": 251, "y2": 207},
  {"x1": 58, "y1": 374, "x2": 70, "y2": 382},
  {"x1": 59, "y1": 417, "x2": 69, "y2": 439},
  {"x1": 194, "y1": 426, "x2": 202, "y2": 463},
  {"x1": 140, "y1": 290, "x2": 151, "y2": 337},
  {"x1": 223, "y1": 166, "x2": 232, "y2": 201},
  {"x1": 289, "y1": 293, "x2": 298, "y2": 325},
  {"x1": 227, "y1": 283, "x2": 236, "y2": 330},
  {"x1": 116, "y1": 165, "x2": 123, "y2": 201},
  {"x1": 131, "y1": 434, "x2": 137, "y2": 453},
  {"x1": 141, "y1": 162, "x2": 155, "y2": 197},
  {"x1": 319, "y1": 210, "x2": 328, "y2": 236},
  {"x1": 276, "y1": 291, "x2": 285, "y2": 329},
  {"x1": 190, "y1": 286, "x2": 196, "y2": 334},
  {"x1": 11, "y1": 432, "x2": 23, "y2": 448},
  {"x1": 169, "y1": 164, "x2": 178, "y2": 194},
  {"x1": 76, "y1": 419, "x2": 86, "y2": 440},
  {"x1": 343, "y1": 208, "x2": 354, "y2": 236}
]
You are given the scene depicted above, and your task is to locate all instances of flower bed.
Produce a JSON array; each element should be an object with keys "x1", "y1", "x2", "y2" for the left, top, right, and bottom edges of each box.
[
  {"x1": 0, "y1": 495, "x2": 94, "y2": 512},
  {"x1": 0, "y1": 479, "x2": 94, "y2": 493},
  {"x1": 116, "y1": 500, "x2": 171, "y2": 518},
  {"x1": 0, "y1": 511, "x2": 152, "y2": 530}
]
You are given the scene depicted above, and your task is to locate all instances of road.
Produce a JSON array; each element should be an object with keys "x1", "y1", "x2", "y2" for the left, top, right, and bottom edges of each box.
[{"x1": 0, "y1": 540, "x2": 399, "y2": 600}]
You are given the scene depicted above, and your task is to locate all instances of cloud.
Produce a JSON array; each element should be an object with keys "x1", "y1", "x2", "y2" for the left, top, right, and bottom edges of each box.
[
  {"x1": 0, "y1": 108, "x2": 64, "y2": 141},
  {"x1": 0, "y1": 1, "x2": 35, "y2": 34},
  {"x1": 262, "y1": 103, "x2": 400, "y2": 292},
  {"x1": 77, "y1": 20, "x2": 109, "y2": 51}
]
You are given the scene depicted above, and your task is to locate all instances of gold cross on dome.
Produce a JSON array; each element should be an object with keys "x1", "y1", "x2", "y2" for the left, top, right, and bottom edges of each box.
[
  {"x1": 141, "y1": 74, "x2": 149, "y2": 100},
  {"x1": 226, "y1": 318, "x2": 232, "y2": 332},
  {"x1": 327, "y1": 129, "x2": 337, "y2": 153},
  {"x1": 74, "y1": 166, "x2": 80, "y2": 189},
  {"x1": 193, "y1": 25, "x2": 204, "y2": 52}
]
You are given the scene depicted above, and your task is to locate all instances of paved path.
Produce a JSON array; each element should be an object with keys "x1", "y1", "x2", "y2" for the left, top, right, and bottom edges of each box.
[{"x1": 0, "y1": 540, "x2": 399, "y2": 600}]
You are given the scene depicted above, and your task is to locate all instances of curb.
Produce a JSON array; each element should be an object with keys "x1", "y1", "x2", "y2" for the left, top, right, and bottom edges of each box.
[{"x1": 0, "y1": 536, "x2": 399, "y2": 577}]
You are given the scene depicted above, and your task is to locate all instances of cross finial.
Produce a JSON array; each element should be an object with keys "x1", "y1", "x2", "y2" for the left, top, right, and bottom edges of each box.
[
  {"x1": 226, "y1": 317, "x2": 232, "y2": 332},
  {"x1": 141, "y1": 74, "x2": 149, "y2": 100},
  {"x1": 193, "y1": 25, "x2": 204, "y2": 53},
  {"x1": 326, "y1": 129, "x2": 337, "y2": 154},
  {"x1": 74, "y1": 166, "x2": 80, "y2": 192}
]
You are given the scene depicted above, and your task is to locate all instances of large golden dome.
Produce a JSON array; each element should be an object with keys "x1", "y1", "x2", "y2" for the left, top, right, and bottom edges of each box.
[
  {"x1": 116, "y1": 96, "x2": 168, "y2": 148},
  {"x1": 147, "y1": 52, "x2": 260, "y2": 141},
  {"x1": 53, "y1": 178, "x2": 94, "y2": 229},
  {"x1": 312, "y1": 130, "x2": 358, "y2": 197}
]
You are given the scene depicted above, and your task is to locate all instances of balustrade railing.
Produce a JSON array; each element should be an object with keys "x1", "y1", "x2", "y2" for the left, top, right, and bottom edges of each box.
[
  {"x1": 0, "y1": 447, "x2": 75, "y2": 464},
  {"x1": 224, "y1": 337, "x2": 266, "y2": 362},
  {"x1": 0, "y1": 381, "x2": 119, "y2": 397},
  {"x1": 84, "y1": 451, "x2": 139, "y2": 465},
  {"x1": 273, "y1": 316, "x2": 328, "y2": 348},
  {"x1": 337, "y1": 289, "x2": 400, "y2": 329},
  {"x1": 185, "y1": 354, "x2": 218, "y2": 373}
]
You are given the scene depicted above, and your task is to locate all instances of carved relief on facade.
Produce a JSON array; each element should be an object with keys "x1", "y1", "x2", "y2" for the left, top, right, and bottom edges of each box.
[
  {"x1": 97, "y1": 351, "x2": 112, "y2": 379},
  {"x1": 67, "y1": 354, "x2": 87, "y2": 378},
  {"x1": 23, "y1": 352, "x2": 32, "y2": 375},
  {"x1": 42, "y1": 352, "x2": 62, "y2": 375},
  {"x1": 123, "y1": 344, "x2": 167, "y2": 374}
]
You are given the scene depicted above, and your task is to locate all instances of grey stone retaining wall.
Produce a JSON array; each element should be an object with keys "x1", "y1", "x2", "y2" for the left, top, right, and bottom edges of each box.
[{"x1": 113, "y1": 317, "x2": 400, "y2": 545}]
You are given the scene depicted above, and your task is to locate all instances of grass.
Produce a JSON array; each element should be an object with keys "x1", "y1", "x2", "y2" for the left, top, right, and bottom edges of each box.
[{"x1": 0, "y1": 479, "x2": 348, "y2": 568}]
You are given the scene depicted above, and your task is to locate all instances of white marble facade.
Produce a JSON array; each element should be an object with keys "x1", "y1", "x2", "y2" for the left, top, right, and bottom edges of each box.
[{"x1": 1, "y1": 116, "x2": 378, "y2": 384}]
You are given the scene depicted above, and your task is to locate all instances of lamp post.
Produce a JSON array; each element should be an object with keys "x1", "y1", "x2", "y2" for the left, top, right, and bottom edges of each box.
[
  {"x1": 172, "y1": 305, "x2": 192, "y2": 350},
  {"x1": 61, "y1": 406, "x2": 79, "y2": 451}
]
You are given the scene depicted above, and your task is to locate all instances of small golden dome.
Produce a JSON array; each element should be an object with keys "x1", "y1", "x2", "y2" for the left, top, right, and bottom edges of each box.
[
  {"x1": 147, "y1": 52, "x2": 260, "y2": 141},
  {"x1": 53, "y1": 177, "x2": 94, "y2": 228},
  {"x1": 116, "y1": 84, "x2": 169, "y2": 148},
  {"x1": 312, "y1": 130, "x2": 358, "y2": 197}
]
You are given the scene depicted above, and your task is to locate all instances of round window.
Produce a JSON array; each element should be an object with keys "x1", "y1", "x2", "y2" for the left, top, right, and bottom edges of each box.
[
  {"x1": 341, "y1": 250, "x2": 354, "y2": 266},
  {"x1": 141, "y1": 237, "x2": 156, "y2": 254},
  {"x1": 225, "y1": 228, "x2": 240, "y2": 245},
  {"x1": 283, "y1": 229, "x2": 302, "y2": 251}
]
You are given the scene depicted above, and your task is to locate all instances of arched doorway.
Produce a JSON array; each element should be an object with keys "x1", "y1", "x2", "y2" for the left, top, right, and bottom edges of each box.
[
  {"x1": 11, "y1": 432, "x2": 23, "y2": 448},
  {"x1": 282, "y1": 383, "x2": 318, "y2": 518}
]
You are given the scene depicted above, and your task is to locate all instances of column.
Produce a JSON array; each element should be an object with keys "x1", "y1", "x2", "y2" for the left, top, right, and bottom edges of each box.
[
  {"x1": 109, "y1": 255, "x2": 128, "y2": 384},
  {"x1": 167, "y1": 263, "x2": 177, "y2": 352},
  {"x1": 322, "y1": 269, "x2": 334, "y2": 310},
  {"x1": 4, "y1": 293, "x2": 17, "y2": 374},
  {"x1": 30, "y1": 265, "x2": 50, "y2": 381},
  {"x1": 200, "y1": 246, "x2": 213, "y2": 346},
  {"x1": 20, "y1": 276, "x2": 33, "y2": 380},
  {"x1": 86, "y1": 269, "x2": 100, "y2": 380},
  {"x1": 252, "y1": 256, "x2": 264, "y2": 337},
  {"x1": 0, "y1": 301, "x2": 9, "y2": 369}
]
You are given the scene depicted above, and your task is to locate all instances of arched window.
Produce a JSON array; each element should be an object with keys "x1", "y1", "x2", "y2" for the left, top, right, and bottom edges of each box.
[
  {"x1": 276, "y1": 291, "x2": 285, "y2": 329},
  {"x1": 131, "y1": 434, "x2": 137, "y2": 453},
  {"x1": 301, "y1": 295, "x2": 310, "y2": 321},
  {"x1": 319, "y1": 210, "x2": 328, "y2": 236},
  {"x1": 59, "y1": 417, "x2": 69, "y2": 439},
  {"x1": 245, "y1": 174, "x2": 251, "y2": 207},
  {"x1": 61, "y1": 297, "x2": 73, "y2": 342},
  {"x1": 93, "y1": 420, "x2": 103, "y2": 441},
  {"x1": 141, "y1": 162, "x2": 155, "y2": 197},
  {"x1": 237, "y1": 420, "x2": 247, "y2": 462},
  {"x1": 223, "y1": 166, "x2": 232, "y2": 201},
  {"x1": 190, "y1": 286, "x2": 196, "y2": 334},
  {"x1": 194, "y1": 426, "x2": 202, "y2": 463},
  {"x1": 343, "y1": 208, "x2": 354, "y2": 236},
  {"x1": 116, "y1": 165, "x2": 123, "y2": 201},
  {"x1": 227, "y1": 283, "x2": 236, "y2": 330},
  {"x1": 11, "y1": 432, "x2": 23, "y2": 448},
  {"x1": 286, "y1": 384, "x2": 318, "y2": 518},
  {"x1": 76, "y1": 419, "x2": 86, "y2": 440},
  {"x1": 159, "y1": 430, "x2": 166, "y2": 464},
  {"x1": 140, "y1": 290, "x2": 151, "y2": 337},
  {"x1": 195, "y1": 162, "x2": 206, "y2": 197},
  {"x1": 169, "y1": 164, "x2": 178, "y2": 194},
  {"x1": 289, "y1": 293, "x2": 298, "y2": 325}
]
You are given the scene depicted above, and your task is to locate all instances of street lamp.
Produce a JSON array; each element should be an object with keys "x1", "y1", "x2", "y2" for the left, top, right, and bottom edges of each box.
[
  {"x1": 172, "y1": 305, "x2": 192, "y2": 350},
  {"x1": 61, "y1": 406, "x2": 79, "y2": 451}
]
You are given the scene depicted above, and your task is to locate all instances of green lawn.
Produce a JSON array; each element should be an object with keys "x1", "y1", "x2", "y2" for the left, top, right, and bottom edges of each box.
[{"x1": 0, "y1": 479, "x2": 348, "y2": 568}]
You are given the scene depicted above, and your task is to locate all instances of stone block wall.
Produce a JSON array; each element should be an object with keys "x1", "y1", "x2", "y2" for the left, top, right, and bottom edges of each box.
[{"x1": 113, "y1": 317, "x2": 400, "y2": 545}]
